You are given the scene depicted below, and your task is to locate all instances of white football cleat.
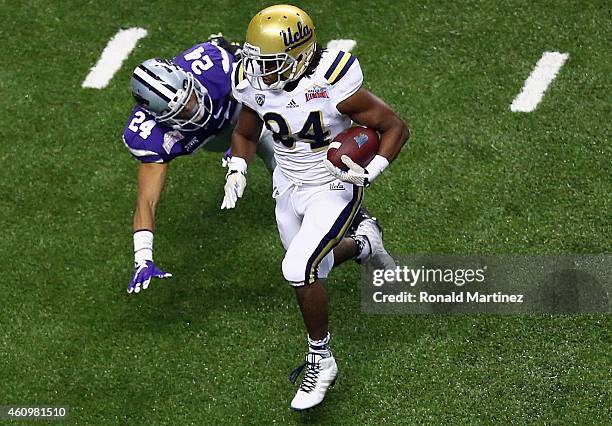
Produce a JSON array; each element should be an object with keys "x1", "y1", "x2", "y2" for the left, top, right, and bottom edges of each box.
[
  {"x1": 289, "y1": 353, "x2": 338, "y2": 411},
  {"x1": 355, "y1": 217, "x2": 397, "y2": 271}
]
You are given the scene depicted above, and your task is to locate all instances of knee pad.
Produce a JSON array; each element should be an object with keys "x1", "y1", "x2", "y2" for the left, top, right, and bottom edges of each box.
[
  {"x1": 282, "y1": 251, "x2": 335, "y2": 286},
  {"x1": 282, "y1": 254, "x2": 307, "y2": 287}
]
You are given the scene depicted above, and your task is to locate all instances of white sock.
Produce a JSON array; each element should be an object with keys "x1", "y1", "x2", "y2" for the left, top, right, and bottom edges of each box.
[{"x1": 308, "y1": 332, "x2": 331, "y2": 358}]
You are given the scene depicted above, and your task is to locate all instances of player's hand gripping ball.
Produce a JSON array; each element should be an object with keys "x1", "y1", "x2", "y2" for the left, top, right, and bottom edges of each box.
[{"x1": 326, "y1": 126, "x2": 380, "y2": 171}]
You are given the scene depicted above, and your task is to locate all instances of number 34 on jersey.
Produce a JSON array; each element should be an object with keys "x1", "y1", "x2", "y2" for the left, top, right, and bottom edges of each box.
[
  {"x1": 233, "y1": 50, "x2": 363, "y2": 154},
  {"x1": 264, "y1": 110, "x2": 331, "y2": 150}
]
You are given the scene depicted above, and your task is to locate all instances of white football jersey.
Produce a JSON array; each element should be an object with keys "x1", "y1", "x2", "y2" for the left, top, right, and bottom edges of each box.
[{"x1": 232, "y1": 49, "x2": 363, "y2": 185}]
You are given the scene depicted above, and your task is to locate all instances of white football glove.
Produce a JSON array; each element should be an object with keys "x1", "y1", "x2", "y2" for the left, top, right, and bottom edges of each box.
[
  {"x1": 221, "y1": 157, "x2": 247, "y2": 209},
  {"x1": 323, "y1": 155, "x2": 389, "y2": 187}
]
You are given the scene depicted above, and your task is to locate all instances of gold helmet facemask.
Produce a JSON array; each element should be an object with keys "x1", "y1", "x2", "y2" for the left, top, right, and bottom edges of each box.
[{"x1": 242, "y1": 5, "x2": 317, "y2": 91}]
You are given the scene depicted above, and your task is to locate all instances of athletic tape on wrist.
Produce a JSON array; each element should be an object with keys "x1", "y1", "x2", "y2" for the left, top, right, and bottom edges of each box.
[
  {"x1": 228, "y1": 156, "x2": 248, "y2": 174},
  {"x1": 133, "y1": 230, "x2": 153, "y2": 263},
  {"x1": 366, "y1": 155, "x2": 390, "y2": 182}
]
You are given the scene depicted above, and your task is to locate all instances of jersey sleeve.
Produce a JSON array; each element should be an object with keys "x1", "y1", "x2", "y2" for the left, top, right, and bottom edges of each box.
[
  {"x1": 321, "y1": 51, "x2": 364, "y2": 110},
  {"x1": 122, "y1": 107, "x2": 185, "y2": 163},
  {"x1": 122, "y1": 132, "x2": 165, "y2": 163}
]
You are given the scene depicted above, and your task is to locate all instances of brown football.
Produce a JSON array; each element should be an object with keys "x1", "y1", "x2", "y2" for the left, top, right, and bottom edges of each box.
[{"x1": 326, "y1": 126, "x2": 380, "y2": 171}]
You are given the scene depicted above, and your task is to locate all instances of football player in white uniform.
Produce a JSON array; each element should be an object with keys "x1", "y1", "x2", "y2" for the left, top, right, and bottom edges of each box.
[{"x1": 221, "y1": 5, "x2": 410, "y2": 410}]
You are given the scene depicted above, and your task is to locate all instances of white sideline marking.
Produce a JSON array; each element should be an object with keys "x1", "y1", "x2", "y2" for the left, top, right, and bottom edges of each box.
[
  {"x1": 82, "y1": 27, "x2": 148, "y2": 89},
  {"x1": 510, "y1": 51, "x2": 569, "y2": 112},
  {"x1": 327, "y1": 39, "x2": 357, "y2": 52}
]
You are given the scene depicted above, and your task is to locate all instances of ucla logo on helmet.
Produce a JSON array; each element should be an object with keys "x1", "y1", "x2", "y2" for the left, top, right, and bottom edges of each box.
[{"x1": 280, "y1": 21, "x2": 312, "y2": 51}]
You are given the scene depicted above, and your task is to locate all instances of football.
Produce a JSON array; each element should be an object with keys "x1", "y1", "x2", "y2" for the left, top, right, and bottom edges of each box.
[{"x1": 326, "y1": 126, "x2": 380, "y2": 171}]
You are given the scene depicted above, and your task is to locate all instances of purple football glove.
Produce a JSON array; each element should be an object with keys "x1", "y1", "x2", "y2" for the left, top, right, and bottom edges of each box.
[
  {"x1": 221, "y1": 147, "x2": 232, "y2": 168},
  {"x1": 128, "y1": 260, "x2": 172, "y2": 294}
]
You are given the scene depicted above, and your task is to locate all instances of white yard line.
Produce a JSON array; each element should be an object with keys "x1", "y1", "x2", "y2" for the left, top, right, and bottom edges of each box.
[
  {"x1": 510, "y1": 51, "x2": 569, "y2": 112},
  {"x1": 82, "y1": 27, "x2": 148, "y2": 89},
  {"x1": 326, "y1": 39, "x2": 357, "y2": 52}
]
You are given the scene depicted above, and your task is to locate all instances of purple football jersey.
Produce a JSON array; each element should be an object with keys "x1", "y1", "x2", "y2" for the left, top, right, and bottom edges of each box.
[{"x1": 123, "y1": 42, "x2": 237, "y2": 163}]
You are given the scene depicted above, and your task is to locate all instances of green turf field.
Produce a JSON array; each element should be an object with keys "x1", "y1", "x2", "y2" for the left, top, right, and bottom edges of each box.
[{"x1": 1, "y1": 0, "x2": 610, "y2": 424}]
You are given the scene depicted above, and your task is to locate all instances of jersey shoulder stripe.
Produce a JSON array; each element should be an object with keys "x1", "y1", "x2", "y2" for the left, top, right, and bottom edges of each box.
[
  {"x1": 323, "y1": 51, "x2": 356, "y2": 85},
  {"x1": 233, "y1": 60, "x2": 245, "y2": 87},
  {"x1": 121, "y1": 135, "x2": 164, "y2": 163}
]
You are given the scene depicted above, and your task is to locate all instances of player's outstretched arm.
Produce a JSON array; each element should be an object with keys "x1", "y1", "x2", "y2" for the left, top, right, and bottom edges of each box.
[
  {"x1": 327, "y1": 89, "x2": 410, "y2": 186},
  {"x1": 134, "y1": 162, "x2": 168, "y2": 231},
  {"x1": 128, "y1": 162, "x2": 172, "y2": 294},
  {"x1": 221, "y1": 105, "x2": 263, "y2": 209}
]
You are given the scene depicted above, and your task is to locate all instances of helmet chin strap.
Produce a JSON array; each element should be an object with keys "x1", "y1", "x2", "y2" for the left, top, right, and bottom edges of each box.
[
  {"x1": 191, "y1": 102, "x2": 208, "y2": 124},
  {"x1": 285, "y1": 43, "x2": 316, "y2": 84}
]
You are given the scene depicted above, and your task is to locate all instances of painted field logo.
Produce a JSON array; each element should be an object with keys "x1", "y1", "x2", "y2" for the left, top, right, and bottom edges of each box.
[
  {"x1": 354, "y1": 132, "x2": 369, "y2": 147},
  {"x1": 280, "y1": 22, "x2": 312, "y2": 51},
  {"x1": 305, "y1": 86, "x2": 329, "y2": 102}
]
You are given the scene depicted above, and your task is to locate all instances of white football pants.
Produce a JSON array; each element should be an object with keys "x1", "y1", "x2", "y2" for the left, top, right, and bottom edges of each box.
[{"x1": 272, "y1": 167, "x2": 363, "y2": 286}]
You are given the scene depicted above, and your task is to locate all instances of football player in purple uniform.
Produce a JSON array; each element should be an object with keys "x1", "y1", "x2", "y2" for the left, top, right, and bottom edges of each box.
[{"x1": 123, "y1": 37, "x2": 275, "y2": 294}]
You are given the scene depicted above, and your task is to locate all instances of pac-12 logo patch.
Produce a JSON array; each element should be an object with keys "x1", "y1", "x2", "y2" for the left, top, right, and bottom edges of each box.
[
  {"x1": 255, "y1": 94, "x2": 265, "y2": 106},
  {"x1": 354, "y1": 132, "x2": 369, "y2": 147}
]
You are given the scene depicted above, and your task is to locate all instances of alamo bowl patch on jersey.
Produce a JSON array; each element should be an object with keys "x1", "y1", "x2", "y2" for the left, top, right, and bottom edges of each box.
[
  {"x1": 232, "y1": 49, "x2": 364, "y2": 185},
  {"x1": 305, "y1": 86, "x2": 330, "y2": 102}
]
